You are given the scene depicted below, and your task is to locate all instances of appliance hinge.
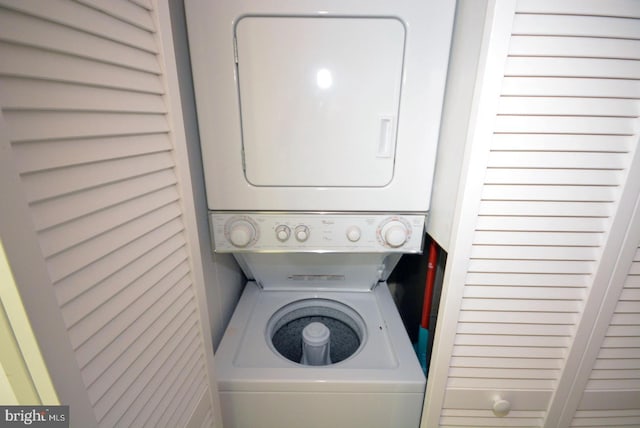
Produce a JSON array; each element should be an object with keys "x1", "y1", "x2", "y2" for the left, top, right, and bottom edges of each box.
[{"x1": 233, "y1": 36, "x2": 239, "y2": 63}]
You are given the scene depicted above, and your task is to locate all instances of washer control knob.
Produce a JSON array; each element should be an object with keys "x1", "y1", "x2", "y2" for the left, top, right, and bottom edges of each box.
[
  {"x1": 380, "y1": 220, "x2": 410, "y2": 248},
  {"x1": 346, "y1": 226, "x2": 361, "y2": 242},
  {"x1": 295, "y1": 225, "x2": 310, "y2": 242},
  {"x1": 275, "y1": 225, "x2": 291, "y2": 242},
  {"x1": 227, "y1": 219, "x2": 257, "y2": 248}
]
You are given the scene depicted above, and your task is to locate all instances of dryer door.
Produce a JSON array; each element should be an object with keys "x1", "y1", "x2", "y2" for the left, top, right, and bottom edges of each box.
[{"x1": 235, "y1": 17, "x2": 405, "y2": 187}]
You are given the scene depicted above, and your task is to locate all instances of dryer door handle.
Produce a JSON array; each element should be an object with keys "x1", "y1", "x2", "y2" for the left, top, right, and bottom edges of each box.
[{"x1": 377, "y1": 115, "x2": 394, "y2": 158}]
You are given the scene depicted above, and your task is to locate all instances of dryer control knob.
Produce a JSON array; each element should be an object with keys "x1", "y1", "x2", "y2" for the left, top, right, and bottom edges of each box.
[
  {"x1": 228, "y1": 220, "x2": 257, "y2": 248},
  {"x1": 275, "y1": 225, "x2": 291, "y2": 242},
  {"x1": 346, "y1": 226, "x2": 361, "y2": 242},
  {"x1": 295, "y1": 225, "x2": 310, "y2": 242},
  {"x1": 381, "y1": 220, "x2": 410, "y2": 248}
]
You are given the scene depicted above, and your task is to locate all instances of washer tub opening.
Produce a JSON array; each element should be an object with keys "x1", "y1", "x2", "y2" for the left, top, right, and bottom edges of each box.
[{"x1": 266, "y1": 299, "x2": 367, "y2": 366}]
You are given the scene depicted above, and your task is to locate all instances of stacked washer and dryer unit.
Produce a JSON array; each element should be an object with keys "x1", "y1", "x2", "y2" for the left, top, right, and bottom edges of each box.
[{"x1": 185, "y1": 1, "x2": 455, "y2": 427}]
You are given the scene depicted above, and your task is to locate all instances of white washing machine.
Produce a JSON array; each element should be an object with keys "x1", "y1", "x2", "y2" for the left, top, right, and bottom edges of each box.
[{"x1": 212, "y1": 213, "x2": 427, "y2": 428}]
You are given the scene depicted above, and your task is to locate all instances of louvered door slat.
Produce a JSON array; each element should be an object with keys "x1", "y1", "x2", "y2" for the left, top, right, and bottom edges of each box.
[
  {"x1": 482, "y1": 185, "x2": 616, "y2": 202},
  {"x1": 495, "y1": 115, "x2": 636, "y2": 135},
  {"x1": 47, "y1": 203, "x2": 182, "y2": 282},
  {"x1": 505, "y1": 58, "x2": 640, "y2": 80},
  {"x1": 463, "y1": 285, "x2": 585, "y2": 300},
  {"x1": 462, "y1": 299, "x2": 582, "y2": 312},
  {"x1": 69, "y1": 249, "x2": 189, "y2": 352},
  {"x1": 22, "y1": 152, "x2": 174, "y2": 203},
  {"x1": 448, "y1": 378, "x2": 555, "y2": 390},
  {"x1": 457, "y1": 322, "x2": 573, "y2": 336},
  {"x1": 4, "y1": 111, "x2": 169, "y2": 144},
  {"x1": 484, "y1": 170, "x2": 622, "y2": 186},
  {"x1": 39, "y1": 187, "x2": 180, "y2": 257},
  {"x1": 0, "y1": 78, "x2": 166, "y2": 114},
  {"x1": 512, "y1": 14, "x2": 640, "y2": 38},
  {"x1": 165, "y1": 374, "x2": 207, "y2": 428},
  {"x1": 468, "y1": 260, "x2": 593, "y2": 275},
  {"x1": 53, "y1": 219, "x2": 184, "y2": 305},
  {"x1": 109, "y1": 331, "x2": 200, "y2": 428},
  {"x1": 0, "y1": 43, "x2": 163, "y2": 94},
  {"x1": 498, "y1": 97, "x2": 639, "y2": 117},
  {"x1": 580, "y1": 245, "x2": 640, "y2": 397},
  {"x1": 516, "y1": 0, "x2": 640, "y2": 17},
  {"x1": 466, "y1": 272, "x2": 589, "y2": 287},
  {"x1": 502, "y1": 77, "x2": 640, "y2": 99},
  {"x1": 473, "y1": 231, "x2": 604, "y2": 247},
  {"x1": 0, "y1": 9, "x2": 159, "y2": 73},
  {"x1": 458, "y1": 311, "x2": 578, "y2": 325},
  {"x1": 478, "y1": 201, "x2": 612, "y2": 217},
  {"x1": 76, "y1": 0, "x2": 155, "y2": 32},
  {"x1": 126, "y1": 334, "x2": 202, "y2": 428},
  {"x1": 509, "y1": 36, "x2": 640, "y2": 60},
  {"x1": 130, "y1": 0, "x2": 152, "y2": 11},
  {"x1": 470, "y1": 246, "x2": 597, "y2": 261},
  {"x1": 90, "y1": 295, "x2": 195, "y2": 419},
  {"x1": 96, "y1": 314, "x2": 202, "y2": 426},
  {"x1": 489, "y1": 152, "x2": 629, "y2": 170},
  {"x1": 0, "y1": 0, "x2": 157, "y2": 52},
  {"x1": 491, "y1": 135, "x2": 635, "y2": 152},
  {"x1": 141, "y1": 342, "x2": 203, "y2": 428},
  {"x1": 30, "y1": 169, "x2": 177, "y2": 231},
  {"x1": 453, "y1": 346, "x2": 565, "y2": 359},
  {"x1": 476, "y1": 217, "x2": 606, "y2": 233}
]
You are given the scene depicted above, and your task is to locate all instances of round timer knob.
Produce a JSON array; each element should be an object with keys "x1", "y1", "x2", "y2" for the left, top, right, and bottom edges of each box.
[
  {"x1": 295, "y1": 225, "x2": 310, "y2": 242},
  {"x1": 275, "y1": 225, "x2": 291, "y2": 242},
  {"x1": 346, "y1": 226, "x2": 361, "y2": 242},
  {"x1": 381, "y1": 220, "x2": 409, "y2": 248},
  {"x1": 228, "y1": 220, "x2": 256, "y2": 248}
]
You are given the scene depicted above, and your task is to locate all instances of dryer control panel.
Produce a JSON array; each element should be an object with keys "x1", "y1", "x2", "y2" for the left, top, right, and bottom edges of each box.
[{"x1": 210, "y1": 212, "x2": 425, "y2": 253}]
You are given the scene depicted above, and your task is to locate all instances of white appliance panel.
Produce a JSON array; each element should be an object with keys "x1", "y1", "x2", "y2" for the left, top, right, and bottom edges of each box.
[
  {"x1": 237, "y1": 17, "x2": 404, "y2": 187},
  {"x1": 185, "y1": 0, "x2": 456, "y2": 211},
  {"x1": 210, "y1": 211, "x2": 425, "y2": 253}
]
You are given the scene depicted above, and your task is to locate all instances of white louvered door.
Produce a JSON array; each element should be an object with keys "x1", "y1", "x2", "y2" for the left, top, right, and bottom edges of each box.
[
  {"x1": 568, "y1": 244, "x2": 640, "y2": 427},
  {"x1": 425, "y1": 1, "x2": 640, "y2": 427},
  {"x1": 0, "y1": 1, "x2": 220, "y2": 427}
]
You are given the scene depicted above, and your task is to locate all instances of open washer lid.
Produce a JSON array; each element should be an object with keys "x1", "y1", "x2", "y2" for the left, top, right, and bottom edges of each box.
[{"x1": 235, "y1": 253, "x2": 402, "y2": 291}]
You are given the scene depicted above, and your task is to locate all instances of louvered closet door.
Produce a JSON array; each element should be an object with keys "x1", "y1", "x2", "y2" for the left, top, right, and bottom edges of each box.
[
  {"x1": 570, "y1": 245, "x2": 640, "y2": 427},
  {"x1": 0, "y1": 1, "x2": 219, "y2": 427},
  {"x1": 424, "y1": 1, "x2": 640, "y2": 427}
]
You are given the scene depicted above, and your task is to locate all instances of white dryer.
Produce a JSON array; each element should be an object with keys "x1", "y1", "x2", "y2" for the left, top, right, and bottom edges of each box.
[
  {"x1": 185, "y1": 0, "x2": 455, "y2": 212},
  {"x1": 212, "y1": 213, "x2": 426, "y2": 428}
]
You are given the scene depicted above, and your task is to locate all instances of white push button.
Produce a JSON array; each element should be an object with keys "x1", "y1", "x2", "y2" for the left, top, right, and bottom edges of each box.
[{"x1": 346, "y1": 226, "x2": 361, "y2": 242}]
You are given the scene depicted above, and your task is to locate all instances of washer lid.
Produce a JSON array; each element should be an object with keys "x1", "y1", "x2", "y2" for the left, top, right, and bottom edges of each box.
[{"x1": 235, "y1": 253, "x2": 402, "y2": 291}]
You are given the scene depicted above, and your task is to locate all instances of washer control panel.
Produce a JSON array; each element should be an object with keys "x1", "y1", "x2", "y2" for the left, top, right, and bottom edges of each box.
[{"x1": 210, "y1": 212, "x2": 425, "y2": 253}]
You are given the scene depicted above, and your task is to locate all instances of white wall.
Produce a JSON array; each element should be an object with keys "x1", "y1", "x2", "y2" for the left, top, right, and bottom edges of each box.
[{"x1": 166, "y1": 0, "x2": 244, "y2": 348}]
